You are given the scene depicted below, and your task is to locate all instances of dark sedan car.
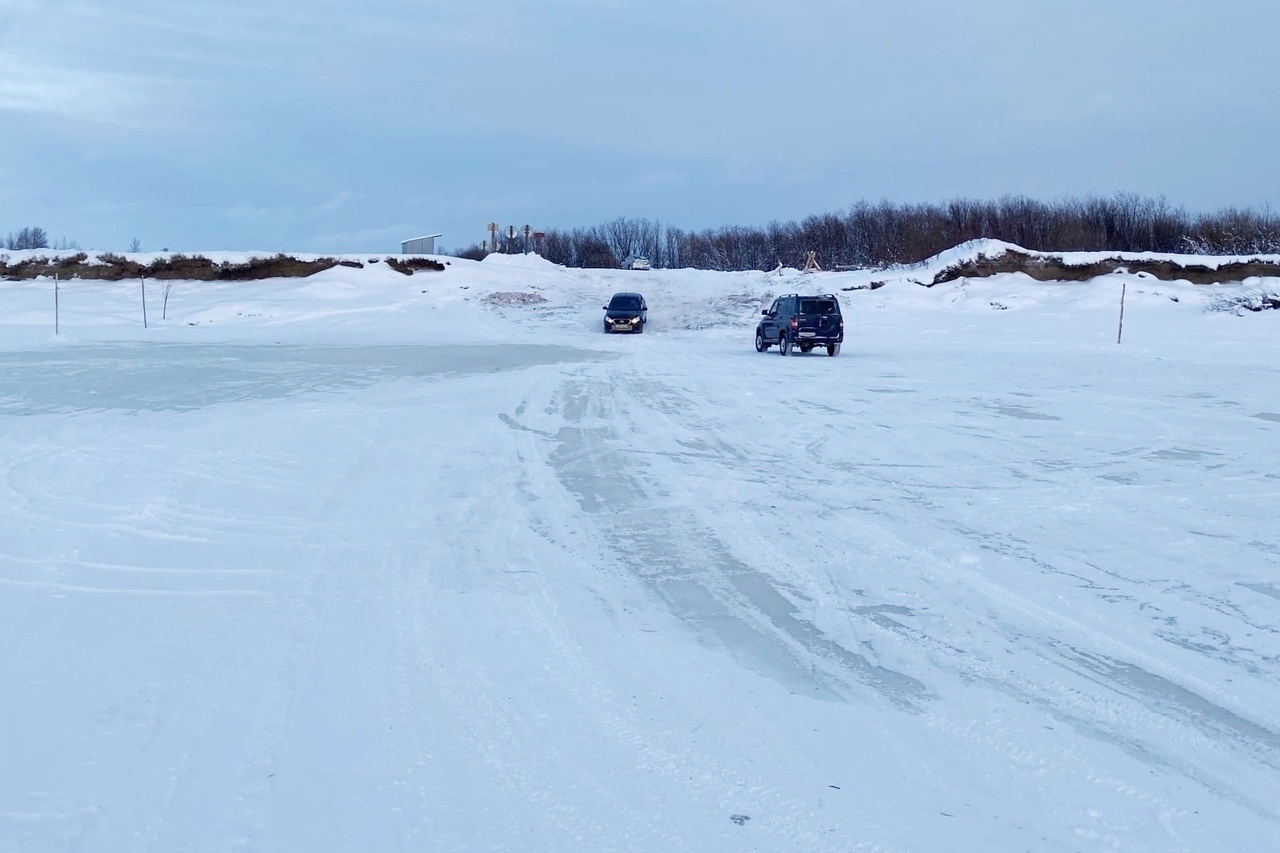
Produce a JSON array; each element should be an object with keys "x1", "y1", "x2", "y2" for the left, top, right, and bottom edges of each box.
[{"x1": 603, "y1": 292, "x2": 647, "y2": 333}]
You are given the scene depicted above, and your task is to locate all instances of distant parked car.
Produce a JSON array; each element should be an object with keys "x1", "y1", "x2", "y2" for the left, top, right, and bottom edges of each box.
[
  {"x1": 625, "y1": 256, "x2": 651, "y2": 271},
  {"x1": 603, "y1": 291, "x2": 647, "y2": 333},
  {"x1": 755, "y1": 293, "x2": 843, "y2": 355}
]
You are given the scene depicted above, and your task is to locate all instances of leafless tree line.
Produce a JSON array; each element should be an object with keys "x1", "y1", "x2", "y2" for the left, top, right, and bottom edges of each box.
[
  {"x1": 4, "y1": 226, "x2": 49, "y2": 250},
  {"x1": 468, "y1": 194, "x2": 1280, "y2": 270},
  {"x1": 3, "y1": 226, "x2": 80, "y2": 251}
]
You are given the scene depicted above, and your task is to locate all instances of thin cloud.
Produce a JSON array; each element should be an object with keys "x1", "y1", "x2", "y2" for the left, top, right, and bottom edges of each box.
[
  {"x1": 634, "y1": 170, "x2": 687, "y2": 187},
  {"x1": 224, "y1": 193, "x2": 360, "y2": 227},
  {"x1": 224, "y1": 204, "x2": 276, "y2": 222},
  {"x1": 316, "y1": 191, "x2": 356, "y2": 216},
  {"x1": 1014, "y1": 90, "x2": 1132, "y2": 125},
  {"x1": 307, "y1": 223, "x2": 423, "y2": 252},
  {"x1": 0, "y1": 53, "x2": 176, "y2": 127}
]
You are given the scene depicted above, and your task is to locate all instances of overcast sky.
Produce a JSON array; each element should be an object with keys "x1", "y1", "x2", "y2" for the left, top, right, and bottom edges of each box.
[{"x1": 2, "y1": 0, "x2": 1278, "y2": 254}]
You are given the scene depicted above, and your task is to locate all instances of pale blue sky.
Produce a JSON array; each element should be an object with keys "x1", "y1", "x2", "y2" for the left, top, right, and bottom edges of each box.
[{"x1": 2, "y1": 0, "x2": 1277, "y2": 254}]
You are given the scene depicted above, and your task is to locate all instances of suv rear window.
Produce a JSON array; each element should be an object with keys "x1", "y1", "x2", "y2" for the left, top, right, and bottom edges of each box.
[{"x1": 799, "y1": 298, "x2": 838, "y2": 315}]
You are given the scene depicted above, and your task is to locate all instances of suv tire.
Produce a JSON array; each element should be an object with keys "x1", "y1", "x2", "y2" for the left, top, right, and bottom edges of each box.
[
  {"x1": 827, "y1": 343, "x2": 840, "y2": 356},
  {"x1": 755, "y1": 329, "x2": 768, "y2": 352},
  {"x1": 779, "y1": 332, "x2": 790, "y2": 356}
]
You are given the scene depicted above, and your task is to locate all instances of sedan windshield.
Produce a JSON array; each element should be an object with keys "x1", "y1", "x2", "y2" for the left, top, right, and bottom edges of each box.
[{"x1": 608, "y1": 296, "x2": 642, "y2": 311}]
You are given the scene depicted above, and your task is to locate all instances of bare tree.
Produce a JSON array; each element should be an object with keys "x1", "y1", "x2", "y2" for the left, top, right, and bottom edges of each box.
[
  {"x1": 4, "y1": 226, "x2": 49, "y2": 250},
  {"x1": 452, "y1": 242, "x2": 489, "y2": 261}
]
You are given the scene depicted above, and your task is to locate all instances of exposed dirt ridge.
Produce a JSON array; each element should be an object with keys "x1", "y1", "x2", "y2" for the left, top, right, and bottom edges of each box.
[
  {"x1": 0, "y1": 253, "x2": 445, "y2": 281},
  {"x1": 931, "y1": 248, "x2": 1280, "y2": 286}
]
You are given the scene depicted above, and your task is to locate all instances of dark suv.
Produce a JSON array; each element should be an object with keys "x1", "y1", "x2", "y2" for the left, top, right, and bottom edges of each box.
[
  {"x1": 603, "y1": 291, "x2": 647, "y2": 333},
  {"x1": 755, "y1": 293, "x2": 843, "y2": 356}
]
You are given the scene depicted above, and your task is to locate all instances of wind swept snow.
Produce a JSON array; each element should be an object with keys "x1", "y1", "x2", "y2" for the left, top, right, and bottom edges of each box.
[{"x1": 2, "y1": 248, "x2": 1279, "y2": 851}]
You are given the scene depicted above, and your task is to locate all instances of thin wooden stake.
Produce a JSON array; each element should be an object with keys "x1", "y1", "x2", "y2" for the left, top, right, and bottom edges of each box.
[
  {"x1": 141, "y1": 275, "x2": 148, "y2": 329},
  {"x1": 1116, "y1": 282, "x2": 1126, "y2": 344}
]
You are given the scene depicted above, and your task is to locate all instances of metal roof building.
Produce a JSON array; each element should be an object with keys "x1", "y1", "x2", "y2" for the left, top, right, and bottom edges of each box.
[{"x1": 400, "y1": 233, "x2": 442, "y2": 254}]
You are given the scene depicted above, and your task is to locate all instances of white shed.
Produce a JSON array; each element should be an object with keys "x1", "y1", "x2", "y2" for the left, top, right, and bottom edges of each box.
[{"x1": 400, "y1": 233, "x2": 442, "y2": 254}]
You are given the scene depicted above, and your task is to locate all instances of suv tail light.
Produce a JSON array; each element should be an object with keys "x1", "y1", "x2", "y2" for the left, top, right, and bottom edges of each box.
[{"x1": 789, "y1": 318, "x2": 799, "y2": 330}]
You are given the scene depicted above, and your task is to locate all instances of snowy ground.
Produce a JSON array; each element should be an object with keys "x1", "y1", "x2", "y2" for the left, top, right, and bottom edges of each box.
[{"x1": 2, "y1": 247, "x2": 1279, "y2": 852}]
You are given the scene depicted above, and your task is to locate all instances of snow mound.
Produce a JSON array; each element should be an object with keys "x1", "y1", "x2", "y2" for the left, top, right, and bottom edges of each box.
[{"x1": 480, "y1": 252, "x2": 564, "y2": 271}]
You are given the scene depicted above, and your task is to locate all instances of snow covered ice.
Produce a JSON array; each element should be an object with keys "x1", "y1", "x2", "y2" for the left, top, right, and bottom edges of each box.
[{"x1": 2, "y1": 247, "x2": 1279, "y2": 851}]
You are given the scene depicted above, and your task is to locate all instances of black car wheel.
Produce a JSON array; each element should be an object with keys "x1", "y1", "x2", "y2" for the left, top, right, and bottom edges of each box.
[
  {"x1": 755, "y1": 329, "x2": 767, "y2": 352},
  {"x1": 778, "y1": 332, "x2": 790, "y2": 356},
  {"x1": 827, "y1": 343, "x2": 840, "y2": 356}
]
